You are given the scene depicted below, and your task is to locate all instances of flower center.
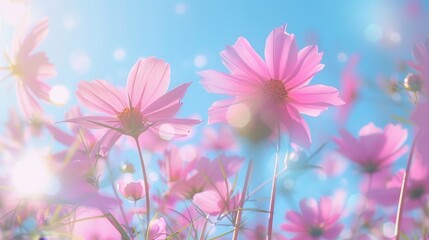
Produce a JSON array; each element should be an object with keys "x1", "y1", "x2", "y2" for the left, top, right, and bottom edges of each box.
[
  {"x1": 262, "y1": 80, "x2": 288, "y2": 104},
  {"x1": 309, "y1": 226, "x2": 324, "y2": 237},
  {"x1": 363, "y1": 162, "x2": 378, "y2": 174},
  {"x1": 409, "y1": 186, "x2": 424, "y2": 199},
  {"x1": 117, "y1": 107, "x2": 144, "y2": 137}
]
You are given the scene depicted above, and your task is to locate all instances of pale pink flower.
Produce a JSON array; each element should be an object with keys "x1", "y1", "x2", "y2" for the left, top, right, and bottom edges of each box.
[
  {"x1": 72, "y1": 208, "x2": 122, "y2": 240},
  {"x1": 149, "y1": 217, "x2": 167, "y2": 240},
  {"x1": 192, "y1": 181, "x2": 241, "y2": 216},
  {"x1": 411, "y1": 40, "x2": 429, "y2": 93},
  {"x1": 117, "y1": 179, "x2": 146, "y2": 202},
  {"x1": 369, "y1": 150, "x2": 429, "y2": 211},
  {"x1": 1, "y1": 18, "x2": 56, "y2": 118},
  {"x1": 334, "y1": 123, "x2": 408, "y2": 176},
  {"x1": 316, "y1": 152, "x2": 347, "y2": 177},
  {"x1": 158, "y1": 146, "x2": 197, "y2": 184},
  {"x1": 201, "y1": 126, "x2": 238, "y2": 152},
  {"x1": 337, "y1": 55, "x2": 361, "y2": 124},
  {"x1": 66, "y1": 57, "x2": 200, "y2": 153},
  {"x1": 281, "y1": 197, "x2": 343, "y2": 239},
  {"x1": 200, "y1": 25, "x2": 343, "y2": 147},
  {"x1": 169, "y1": 155, "x2": 243, "y2": 199}
]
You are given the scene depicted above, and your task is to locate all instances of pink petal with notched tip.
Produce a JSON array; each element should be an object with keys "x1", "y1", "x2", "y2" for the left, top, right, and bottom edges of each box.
[
  {"x1": 282, "y1": 212, "x2": 307, "y2": 231},
  {"x1": 284, "y1": 45, "x2": 324, "y2": 90},
  {"x1": 16, "y1": 83, "x2": 43, "y2": 119},
  {"x1": 288, "y1": 84, "x2": 344, "y2": 117},
  {"x1": 299, "y1": 199, "x2": 318, "y2": 225},
  {"x1": 264, "y1": 25, "x2": 298, "y2": 81},
  {"x1": 77, "y1": 80, "x2": 126, "y2": 115},
  {"x1": 199, "y1": 70, "x2": 258, "y2": 95},
  {"x1": 280, "y1": 104, "x2": 311, "y2": 148},
  {"x1": 15, "y1": 18, "x2": 49, "y2": 57},
  {"x1": 334, "y1": 130, "x2": 365, "y2": 165},
  {"x1": 142, "y1": 82, "x2": 190, "y2": 118},
  {"x1": 207, "y1": 98, "x2": 236, "y2": 124},
  {"x1": 150, "y1": 118, "x2": 201, "y2": 137},
  {"x1": 126, "y1": 57, "x2": 170, "y2": 110},
  {"x1": 221, "y1": 37, "x2": 269, "y2": 82}
]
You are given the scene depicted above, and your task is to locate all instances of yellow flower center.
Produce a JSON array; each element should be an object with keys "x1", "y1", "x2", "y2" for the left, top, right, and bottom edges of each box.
[
  {"x1": 117, "y1": 107, "x2": 144, "y2": 137},
  {"x1": 263, "y1": 80, "x2": 288, "y2": 103}
]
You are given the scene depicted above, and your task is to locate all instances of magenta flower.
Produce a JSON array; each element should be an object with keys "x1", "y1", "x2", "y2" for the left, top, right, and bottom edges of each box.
[
  {"x1": 334, "y1": 123, "x2": 408, "y2": 176},
  {"x1": 281, "y1": 197, "x2": 343, "y2": 239},
  {"x1": 200, "y1": 25, "x2": 343, "y2": 147},
  {"x1": 1, "y1": 18, "x2": 56, "y2": 118},
  {"x1": 66, "y1": 57, "x2": 200, "y2": 152}
]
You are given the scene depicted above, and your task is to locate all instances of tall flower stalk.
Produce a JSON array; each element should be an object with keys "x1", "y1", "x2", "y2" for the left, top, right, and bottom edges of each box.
[{"x1": 394, "y1": 132, "x2": 419, "y2": 239}]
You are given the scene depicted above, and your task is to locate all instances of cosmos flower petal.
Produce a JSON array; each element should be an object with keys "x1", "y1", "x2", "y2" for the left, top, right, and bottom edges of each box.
[
  {"x1": 64, "y1": 116, "x2": 120, "y2": 129},
  {"x1": 288, "y1": 84, "x2": 344, "y2": 116},
  {"x1": 280, "y1": 104, "x2": 311, "y2": 148},
  {"x1": 264, "y1": 25, "x2": 298, "y2": 81},
  {"x1": 126, "y1": 57, "x2": 170, "y2": 109},
  {"x1": 221, "y1": 37, "x2": 270, "y2": 82},
  {"x1": 284, "y1": 45, "x2": 324, "y2": 90},
  {"x1": 142, "y1": 82, "x2": 190, "y2": 116},
  {"x1": 77, "y1": 80, "x2": 126, "y2": 115},
  {"x1": 151, "y1": 118, "x2": 201, "y2": 137},
  {"x1": 15, "y1": 18, "x2": 49, "y2": 57},
  {"x1": 207, "y1": 98, "x2": 236, "y2": 124},
  {"x1": 16, "y1": 83, "x2": 43, "y2": 119},
  {"x1": 199, "y1": 70, "x2": 258, "y2": 95}
]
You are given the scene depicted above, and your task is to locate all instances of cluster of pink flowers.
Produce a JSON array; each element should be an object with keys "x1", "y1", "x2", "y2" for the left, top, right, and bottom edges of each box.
[{"x1": 1, "y1": 3, "x2": 429, "y2": 240}]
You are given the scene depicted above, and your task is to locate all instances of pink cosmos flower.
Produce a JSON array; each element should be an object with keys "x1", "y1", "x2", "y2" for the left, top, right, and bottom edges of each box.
[
  {"x1": 117, "y1": 179, "x2": 146, "y2": 202},
  {"x1": 149, "y1": 217, "x2": 167, "y2": 240},
  {"x1": 169, "y1": 155, "x2": 243, "y2": 199},
  {"x1": 200, "y1": 25, "x2": 343, "y2": 147},
  {"x1": 369, "y1": 150, "x2": 429, "y2": 211},
  {"x1": 202, "y1": 126, "x2": 238, "y2": 152},
  {"x1": 1, "y1": 18, "x2": 56, "y2": 118},
  {"x1": 158, "y1": 146, "x2": 197, "y2": 185},
  {"x1": 411, "y1": 40, "x2": 429, "y2": 93},
  {"x1": 66, "y1": 57, "x2": 200, "y2": 153},
  {"x1": 334, "y1": 123, "x2": 408, "y2": 176},
  {"x1": 337, "y1": 55, "x2": 361, "y2": 124},
  {"x1": 281, "y1": 197, "x2": 343, "y2": 239},
  {"x1": 192, "y1": 181, "x2": 241, "y2": 216}
]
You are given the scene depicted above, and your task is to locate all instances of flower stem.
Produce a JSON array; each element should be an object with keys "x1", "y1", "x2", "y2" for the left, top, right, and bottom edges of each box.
[
  {"x1": 266, "y1": 144, "x2": 280, "y2": 240},
  {"x1": 105, "y1": 160, "x2": 131, "y2": 231},
  {"x1": 395, "y1": 132, "x2": 419, "y2": 239},
  {"x1": 134, "y1": 137, "x2": 151, "y2": 233},
  {"x1": 232, "y1": 160, "x2": 253, "y2": 240}
]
